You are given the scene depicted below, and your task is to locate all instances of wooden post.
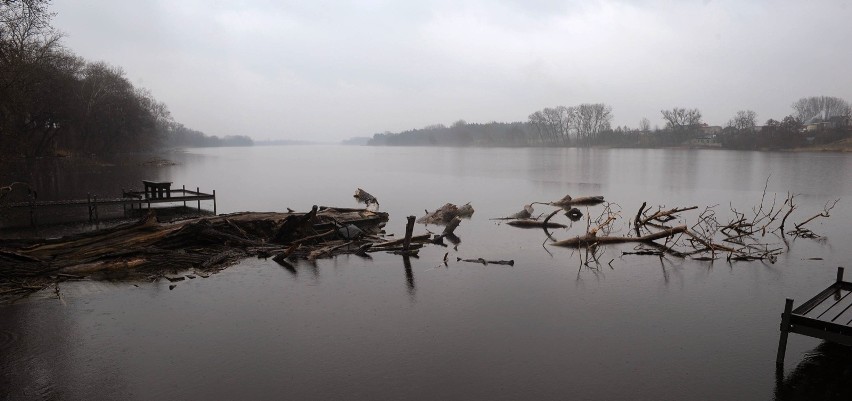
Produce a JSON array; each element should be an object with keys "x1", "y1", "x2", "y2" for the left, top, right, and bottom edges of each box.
[
  {"x1": 183, "y1": 185, "x2": 186, "y2": 208},
  {"x1": 87, "y1": 193, "x2": 92, "y2": 222},
  {"x1": 776, "y1": 298, "x2": 794, "y2": 367},
  {"x1": 213, "y1": 190, "x2": 217, "y2": 215},
  {"x1": 197, "y1": 187, "x2": 201, "y2": 211},
  {"x1": 93, "y1": 195, "x2": 99, "y2": 223},
  {"x1": 402, "y1": 216, "x2": 415, "y2": 252},
  {"x1": 838, "y1": 267, "x2": 845, "y2": 284}
]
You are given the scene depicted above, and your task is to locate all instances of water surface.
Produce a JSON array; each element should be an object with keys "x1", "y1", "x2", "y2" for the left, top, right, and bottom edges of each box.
[{"x1": 2, "y1": 146, "x2": 851, "y2": 400}]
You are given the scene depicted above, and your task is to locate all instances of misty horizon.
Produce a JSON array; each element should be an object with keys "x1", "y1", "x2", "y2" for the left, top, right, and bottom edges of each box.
[{"x1": 51, "y1": 0, "x2": 852, "y2": 142}]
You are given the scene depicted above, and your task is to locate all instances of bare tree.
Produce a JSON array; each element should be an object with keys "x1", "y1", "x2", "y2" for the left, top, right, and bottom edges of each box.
[
  {"x1": 542, "y1": 107, "x2": 568, "y2": 144},
  {"x1": 0, "y1": 0, "x2": 58, "y2": 61},
  {"x1": 575, "y1": 103, "x2": 612, "y2": 144},
  {"x1": 792, "y1": 96, "x2": 852, "y2": 122},
  {"x1": 639, "y1": 117, "x2": 650, "y2": 132},
  {"x1": 661, "y1": 107, "x2": 702, "y2": 130},
  {"x1": 1, "y1": 0, "x2": 66, "y2": 155},
  {"x1": 528, "y1": 111, "x2": 552, "y2": 145},
  {"x1": 529, "y1": 103, "x2": 613, "y2": 146},
  {"x1": 727, "y1": 110, "x2": 757, "y2": 132}
]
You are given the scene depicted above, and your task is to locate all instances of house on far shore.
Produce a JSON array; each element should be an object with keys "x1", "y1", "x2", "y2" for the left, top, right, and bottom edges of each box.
[
  {"x1": 699, "y1": 124, "x2": 723, "y2": 135},
  {"x1": 805, "y1": 115, "x2": 852, "y2": 132}
]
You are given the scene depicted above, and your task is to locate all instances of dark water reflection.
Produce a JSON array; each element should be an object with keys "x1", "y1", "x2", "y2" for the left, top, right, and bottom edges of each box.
[
  {"x1": 775, "y1": 342, "x2": 852, "y2": 400},
  {"x1": 1, "y1": 146, "x2": 851, "y2": 400}
]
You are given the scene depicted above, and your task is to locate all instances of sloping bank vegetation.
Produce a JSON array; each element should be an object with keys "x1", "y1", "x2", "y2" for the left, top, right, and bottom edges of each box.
[
  {"x1": 368, "y1": 100, "x2": 852, "y2": 151},
  {"x1": 0, "y1": 0, "x2": 251, "y2": 159}
]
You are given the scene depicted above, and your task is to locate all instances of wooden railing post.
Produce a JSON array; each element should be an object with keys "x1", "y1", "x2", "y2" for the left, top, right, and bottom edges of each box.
[
  {"x1": 776, "y1": 298, "x2": 794, "y2": 367},
  {"x1": 402, "y1": 216, "x2": 415, "y2": 252}
]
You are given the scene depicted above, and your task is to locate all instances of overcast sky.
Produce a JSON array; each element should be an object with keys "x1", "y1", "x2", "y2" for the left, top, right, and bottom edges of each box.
[{"x1": 52, "y1": 0, "x2": 852, "y2": 142}]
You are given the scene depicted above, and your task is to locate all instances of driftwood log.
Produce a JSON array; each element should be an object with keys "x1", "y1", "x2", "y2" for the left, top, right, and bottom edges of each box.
[
  {"x1": 353, "y1": 188, "x2": 379, "y2": 206},
  {"x1": 551, "y1": 225, "x2": 687, "y2": 247},
  {"x1": 506, "y1": 208, "x2": 566, "y2": 229},
  {"x1": 418, "y1": 202, "x2": 474, "y2": 225},
  {"x1": 547, "y1": 194, "x2": 605, "y2": 208}
]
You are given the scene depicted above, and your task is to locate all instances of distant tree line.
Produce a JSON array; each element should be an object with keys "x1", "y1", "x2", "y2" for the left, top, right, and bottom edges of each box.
[
  {"x1": 0, "y1": 0, "x2": 248, "y2": 158},
  {"x1": 368, "y1": 96, "x2": 851, "y2": 150},
  {"x1": 161, "y1": 122, "x2": 252, "y2": 148},
  {"x1": 369, "y1": 120, "x2": 530, "y2": 147}
]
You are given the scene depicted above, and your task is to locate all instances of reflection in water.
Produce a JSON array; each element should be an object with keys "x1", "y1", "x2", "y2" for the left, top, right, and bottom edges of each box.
[
  {"x1": 402, "y1": 255, "x2": 415, "y2": 298},
  {"x1": 443, "y1": 233, "x2": 461, "y2": 245},
  {"x1": 303, "y1": 259, "x2": 320, "y2": 279},
  {"x1": 526, "y1": 148, "x2": 609, "y2": 194},
  {"x1": 275, "y1": 258, "x2": 298, "y2": 276},
  {"x1": 775, "y1": 341, "x2": 852, "y2": 400}
]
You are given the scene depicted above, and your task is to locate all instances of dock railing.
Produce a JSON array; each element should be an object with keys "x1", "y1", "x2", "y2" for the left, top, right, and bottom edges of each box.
[
  {"x1": 1, "y1": 184, "x2": 216, "y2": 226},
  {"x1": 777, "y1": 267, "x2": 852, "y2": 367}
]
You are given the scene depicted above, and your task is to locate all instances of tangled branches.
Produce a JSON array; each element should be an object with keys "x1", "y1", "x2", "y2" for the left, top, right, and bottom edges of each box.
[{"x1": 552, "y1": 184, "x2": 840, "y2": 265}]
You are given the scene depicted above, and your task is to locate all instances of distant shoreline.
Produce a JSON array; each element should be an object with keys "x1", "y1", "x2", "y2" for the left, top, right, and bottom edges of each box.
[{"x1": 360, "y1": 140, "x2": 852, "y2": 153}]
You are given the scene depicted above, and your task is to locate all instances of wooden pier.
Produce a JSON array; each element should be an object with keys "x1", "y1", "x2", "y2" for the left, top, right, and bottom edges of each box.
[
  {"x1": 2, "y1": 181, "x2": 216, "y2": 226},
  {"x1": 777, "y1": 267, "x2": 852, "y2": 367}
]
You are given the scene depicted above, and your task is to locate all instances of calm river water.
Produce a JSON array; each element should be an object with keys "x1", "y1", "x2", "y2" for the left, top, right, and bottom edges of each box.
[{"x1": 2, "y1": 146, "x2": 851, "y2": 400}]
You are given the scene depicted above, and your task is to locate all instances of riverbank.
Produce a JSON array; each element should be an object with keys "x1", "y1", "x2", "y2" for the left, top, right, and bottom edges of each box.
[{"x1": 790, "y1": 137, "x2": 852, "y2": 152}]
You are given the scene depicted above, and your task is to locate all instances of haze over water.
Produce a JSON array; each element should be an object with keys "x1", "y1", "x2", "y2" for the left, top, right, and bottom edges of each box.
[{"x1": 1, "y1": 145, "x2": 851, "y2": 400}]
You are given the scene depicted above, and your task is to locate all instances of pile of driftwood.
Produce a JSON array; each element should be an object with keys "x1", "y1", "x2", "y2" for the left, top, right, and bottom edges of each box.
[
  {"x1": 0, "y1": 205, "x2": 436, "y2": 302},
  {"x1": 494, "y1": 187, "x2": 840, "y2": 267}
]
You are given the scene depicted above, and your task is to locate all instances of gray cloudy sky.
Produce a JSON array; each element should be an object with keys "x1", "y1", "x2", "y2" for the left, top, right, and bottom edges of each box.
[{"x1": 53, "y1": 0, "x2": 852, "y2": 142}]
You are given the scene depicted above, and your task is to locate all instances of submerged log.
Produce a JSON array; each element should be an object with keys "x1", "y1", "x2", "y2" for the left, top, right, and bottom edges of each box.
[
  {"x1": 551, "y1": 225, "x2": 687, "y2": 247},
  {"x1": 456, "y1": 257, "x2": 515, "y2": 266},
  {"x1": 507, "y1": 209, "x2": 565, "y2": 229},
  {"x1": 418, "y1": 202, "x2": 474, "y2": 225},
  {"x1": 549, "y1": 195, "x2": 605, "y2": 208},
  {"x1": 507, "y1": 220, "x2": 566, "y2": 229}
]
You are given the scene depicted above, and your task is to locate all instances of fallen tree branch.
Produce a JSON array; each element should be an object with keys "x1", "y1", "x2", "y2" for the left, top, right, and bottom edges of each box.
[
  {"x1": 639, "y1": 206, "x2": 697, "y2": 226},
  {"x1": 551, "y1": 225, "x2": 687, "y2": 248}
]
